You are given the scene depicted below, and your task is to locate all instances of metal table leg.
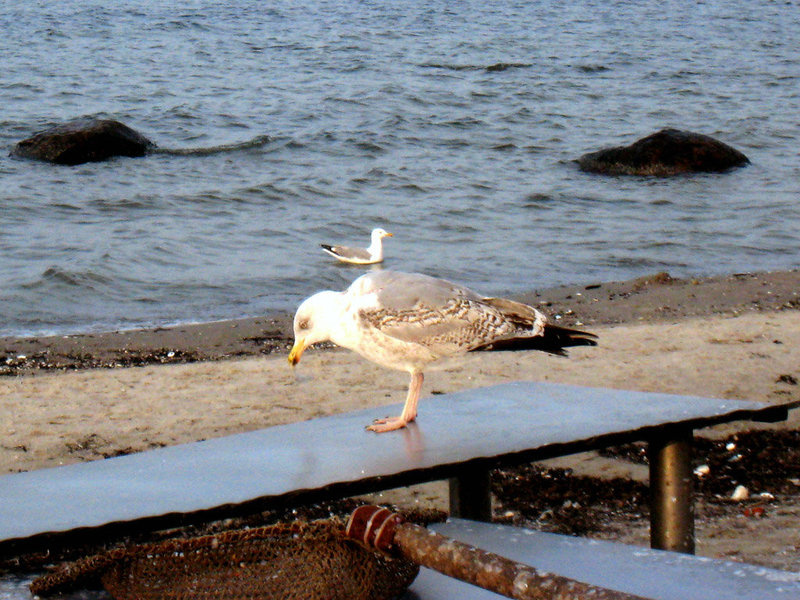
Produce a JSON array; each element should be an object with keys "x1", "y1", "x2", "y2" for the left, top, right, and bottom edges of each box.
[
  {"x1": 648, "y1": 429, "x2": 695, "y2": 554},
  {"x1": 449, "y1": 466, "x2": 492, "y2": 521}
]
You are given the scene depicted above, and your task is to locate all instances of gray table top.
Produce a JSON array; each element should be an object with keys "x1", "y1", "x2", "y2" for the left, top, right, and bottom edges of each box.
[{"x1": 1, "y1": 381, "x2": 795, "y2": 550}]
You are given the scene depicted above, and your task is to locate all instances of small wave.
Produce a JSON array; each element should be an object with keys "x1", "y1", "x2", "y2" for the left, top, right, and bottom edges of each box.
[
  {"x1": 352, "y1": 140, "x2": 386, "y2": 154},
  {"x1": 485, "y1": 62, "x2": 531, "y2": 72},
  {"x1": 603, "y1": 255, "x2": 687, "y2": 269},
  {"x1": 419, "y1": 63, "x2": 477, "y2": 71},
  {"x1": 398, "y1": 182, "x2": 430, "y2": 194},
  {"x1": 419, "y1": 62, "x2": 531, "y2": 72},
  {"x1": 87, "y1": 196, "x2": 157, "y2": 211},
  {"x1": 154, "y1": 18, "x2": 212, "y2": 32},
  {"x1": 523, "y1": 192, "x2": 555, "y2": 205},
  {"x1": 0, "y1": 82, "x2": 44, "y2": 93},
  {"x1": 153, "y1": 134, "x2": 272, "y2": 156},
  {"x1": 575, "y1": 64, "x2": 610, "y2": 73},
  {"x1": 22, "y1": 266, "x2": 112, "y2": 291},
  {"x1": 284, "y1": 139, "x2": 306, "y2": 150},
  {"x1": 50, "y1": 201, "x2": 83, "y2": 211},
  {"x1": 434, "y1": 115, "x2": 484, "y2": 130}
]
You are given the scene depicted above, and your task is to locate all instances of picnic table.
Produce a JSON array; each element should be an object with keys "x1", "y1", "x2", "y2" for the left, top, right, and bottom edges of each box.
[{"x1": 1, "y1": 381, "x2": 796, "y2": 560}]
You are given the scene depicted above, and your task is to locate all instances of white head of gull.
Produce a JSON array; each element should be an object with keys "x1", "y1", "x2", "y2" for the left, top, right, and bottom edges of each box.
[
  {"x1": 288, "y1": 270, "x2": 597, "y2": 433},
  {"x1": 320, "y1": 228, "x2": 393, "y2": 265}
]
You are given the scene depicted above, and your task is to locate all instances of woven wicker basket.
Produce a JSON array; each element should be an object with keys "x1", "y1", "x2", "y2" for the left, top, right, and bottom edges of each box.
[{"x1": 31, "y1": 519, "x2": 418, "y2": 600}]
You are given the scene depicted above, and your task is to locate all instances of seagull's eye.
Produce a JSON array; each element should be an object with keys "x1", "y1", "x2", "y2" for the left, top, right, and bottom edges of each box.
[{"x1": 298, "y1": 318, "x2": 310, "y2": 330}]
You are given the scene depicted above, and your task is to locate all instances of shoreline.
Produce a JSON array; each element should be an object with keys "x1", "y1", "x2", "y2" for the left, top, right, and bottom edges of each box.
[{"x1": 2, "y1": 269, "x2": 798, "y2": 377}]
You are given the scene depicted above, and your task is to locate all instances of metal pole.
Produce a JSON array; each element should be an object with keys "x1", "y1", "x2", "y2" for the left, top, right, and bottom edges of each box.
[
  {"x1": 449, "y1": 465, "x2": 492, "y2": 521},
  {"x1": 648, "y1": 429, "x2": 694, "y2": 553},
  {"x1": 347, "y1": 505, "x2": 649, "y2": 600}
]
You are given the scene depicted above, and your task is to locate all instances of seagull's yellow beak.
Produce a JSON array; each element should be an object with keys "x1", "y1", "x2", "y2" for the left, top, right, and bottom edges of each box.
[
  {"x1": 288, "y1": 337, "x2": 307, "y2": 366},
  {"x1": 384, "y1": 232, "x2": 393, "y2": 237}
]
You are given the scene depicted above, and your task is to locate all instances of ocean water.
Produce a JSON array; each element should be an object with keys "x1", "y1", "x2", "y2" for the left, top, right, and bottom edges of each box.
[{"x1": 2, "y1": 0, "x2": 799, "y2": 337}]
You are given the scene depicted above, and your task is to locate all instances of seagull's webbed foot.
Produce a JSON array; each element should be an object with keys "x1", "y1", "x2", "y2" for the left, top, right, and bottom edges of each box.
[
  {"x1": 366, "y1": 371, "x2": 424, "y2": 434},
  {"x1": 367, "y1": 416, "x2": 411, "y2": 433}
]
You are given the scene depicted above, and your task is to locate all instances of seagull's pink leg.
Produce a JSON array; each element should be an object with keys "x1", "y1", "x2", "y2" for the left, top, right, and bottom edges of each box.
[{"x1": 368, "y1": 371, "x2": 424, "y2": 433}]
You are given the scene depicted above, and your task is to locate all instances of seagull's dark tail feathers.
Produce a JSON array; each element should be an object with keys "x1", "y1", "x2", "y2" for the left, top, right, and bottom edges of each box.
[
  {"x1": 477, "y1": 323, "x2": 598, "y2": 356},
  {"x1": 320, "y1": 244, "x2": 335, "y2": 252}
]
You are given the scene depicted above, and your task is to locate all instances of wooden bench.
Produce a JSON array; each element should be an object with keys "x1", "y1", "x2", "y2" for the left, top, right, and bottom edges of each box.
[
  {"x1": 1, "y1": 381, "x2": 796, "y2": 561},
  {"x1": 405, "y1": 518, "x2": 800, "y2": 599}
]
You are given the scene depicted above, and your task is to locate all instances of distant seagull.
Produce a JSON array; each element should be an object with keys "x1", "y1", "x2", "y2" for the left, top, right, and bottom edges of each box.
[
  {"x1": 320, "y1": 228, "x2": 393, "y2": 265},
  {"x1": 289, "y1": 270, "x2": 597, "y2": 432}
]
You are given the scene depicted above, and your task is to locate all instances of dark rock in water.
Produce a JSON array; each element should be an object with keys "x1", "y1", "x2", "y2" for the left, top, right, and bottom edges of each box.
[
  {"x1": 10, "y1": 118, "x2": 156, "y2": 165},
  {"x1": 577, "y1": 128, "x2": 749, "y2": 176}
]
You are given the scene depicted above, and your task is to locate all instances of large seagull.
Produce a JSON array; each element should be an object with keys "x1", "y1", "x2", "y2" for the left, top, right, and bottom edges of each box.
[{"x1": 288, "y1": 271, "x2": 597, "y2": 432}]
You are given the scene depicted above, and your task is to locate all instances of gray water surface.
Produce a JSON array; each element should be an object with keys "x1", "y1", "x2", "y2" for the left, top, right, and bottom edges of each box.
[{"x1": 2, "y1": 0, "x2": 799, "y2": 336}]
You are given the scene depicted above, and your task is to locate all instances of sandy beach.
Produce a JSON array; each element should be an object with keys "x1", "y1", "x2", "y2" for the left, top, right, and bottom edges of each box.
[{"x1": 1, "y1": 270, "x2": 799, "y2": 572}]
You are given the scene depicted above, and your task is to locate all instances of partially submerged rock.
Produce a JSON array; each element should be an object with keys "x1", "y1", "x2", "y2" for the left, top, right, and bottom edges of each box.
[
  {"x1": 577, "y1": 128, "x2": 749, "y2": 176},
  {"x1": 11, "y1": 118, "x2": 156, "y2": 165}
]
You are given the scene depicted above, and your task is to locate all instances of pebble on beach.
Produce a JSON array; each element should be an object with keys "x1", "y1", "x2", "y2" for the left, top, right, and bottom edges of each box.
[{"x1": 731, "y1": 485, "x2": 750, "y2": 501}]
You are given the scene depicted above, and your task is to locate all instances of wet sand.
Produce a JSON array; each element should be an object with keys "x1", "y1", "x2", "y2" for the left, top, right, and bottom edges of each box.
[{"x1": 2, "y1": 269, "x2": 798, "y2": 376}]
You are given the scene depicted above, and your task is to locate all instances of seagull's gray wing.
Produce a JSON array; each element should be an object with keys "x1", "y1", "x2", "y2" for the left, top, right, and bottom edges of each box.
[
  {"x1": 360, "y1": 271, "x2": 483, "y2": 308},
  {"x1": 321, "y1": 244, "x2": 372, "y2": 262},
  {"x1": 354, "y1": 271, "x2": 528, "y2": 356}
]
